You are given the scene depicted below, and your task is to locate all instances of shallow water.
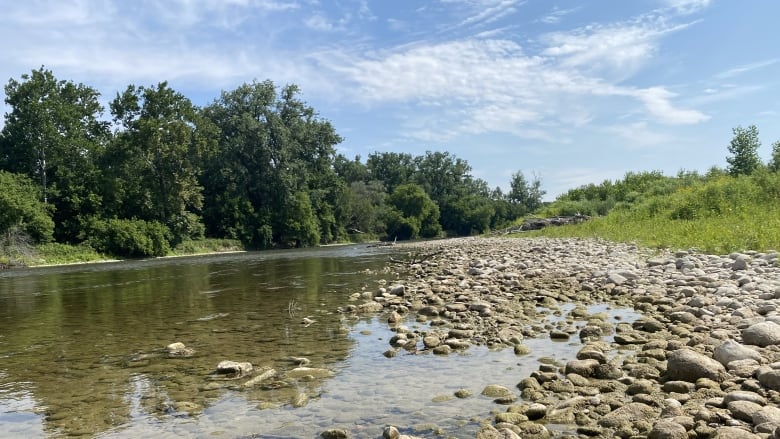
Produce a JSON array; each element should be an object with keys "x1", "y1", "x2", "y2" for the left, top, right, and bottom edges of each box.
[{"x1": 0, "y1": 245, "x2": 637, "y2": 438}]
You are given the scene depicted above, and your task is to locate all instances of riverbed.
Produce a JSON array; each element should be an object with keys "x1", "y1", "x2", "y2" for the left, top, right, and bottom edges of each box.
[{"x1": 0, "y1": 243, "x2": 636, "y2": 438}]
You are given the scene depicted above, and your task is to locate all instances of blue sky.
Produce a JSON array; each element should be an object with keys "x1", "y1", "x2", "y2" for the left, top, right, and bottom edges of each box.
[{"x1": 1, "y1": 0, "x2": 779, "y2": 199}]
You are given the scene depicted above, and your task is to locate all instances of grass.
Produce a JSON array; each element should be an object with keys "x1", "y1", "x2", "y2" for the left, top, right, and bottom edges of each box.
[
  {"x1": 171, "y1": 238, "x2": 244, "y2": 255},
  {"x1": 522, "y1": 200, "x2": 780, "y2": 255},
  {"x1": 28, "y1": 243, "x2": 112, "y2": 266},
  {"x1": 0, "y1": 238, "x2": 247, "y2": 268}
]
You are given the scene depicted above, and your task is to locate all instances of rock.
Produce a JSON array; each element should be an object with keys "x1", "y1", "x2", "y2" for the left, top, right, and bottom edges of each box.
[
  {"x1": 665, "y1": 349, "x2": 727, "y2": 383},
  {"x1": 243, "y1": 367, "x2": 277, "y2": 388},
  {"x1": 389, "y1": 285, "x2": 406, "y2": 296},
  {"x1": 714, "y1": 340, "x2": 764, "y2": 366},
  {"x1": 166, "y1": 342, "x2": 195, "y2": 357},
  {"x1": 728, "y1": 400, "x2": 763, "y2": 423},
  {"x1": 513, "y1": 344, "x2": 531, "y2": 355},
  {"x1": 454, "y1": 389, "x2": 473, "y2": 398},
  {"x1": 172, "y1": 401, "x2": 202, "y2": 415},
  {"x1": 758, "y1": 369, "x2": 780, "y2": 391},
  {"x1": 723, "y1": 390, "x2": 767, "y2": 406},
  {"x1": 321, "y1": 428, "x2": 349, "y2": 438},
  {"x1": 598, "y1": 402, "x2": 658, "y2": 429},
  {"x1": 216, "y1": 360, "x2": 253, "y2": 377},
  {"x1": 565, "y1": 359, "x2": 599, "y2": 377},
  {"x1": 754, "y1": 405, "x2": 780, "y2": 430},
  {"x1": 648, "y1": 419, "x2": 688, "y2": 439},
  {"x1": 287, "y1": 367, "x2": 334, "y2": 379},
  {"x1": 515, "y1": 422, "x2": 550, "y2": 439},
  {"x1": 423, "y1": 335, "x2": 441, "y2": 348},
  {"x1": 712, "y1": 426, "x2": 761, "y2": 438},
  {"x1": 383, "y1": 426, "x2": 400, "y2": 439},
  {"x1": 477, "y1": 425, "x2": 521, "y2": 439},
  {"x1": 481, "y1": 384, "x2": 513, "y2": 398},
  {"x1": 526, "y1": 403, "x2": 547, "y2": 420},
  {"x1": 291, "y1": 392, "x2": 309, "y2": 407},
  {"x1": 742, "y1": 321, "x2": 780, "y2": 347}
]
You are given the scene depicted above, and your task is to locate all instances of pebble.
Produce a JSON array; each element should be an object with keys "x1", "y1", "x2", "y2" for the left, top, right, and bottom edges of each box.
[{"x1": 343, "y1": 237, "x2": 780, "y2": 437}]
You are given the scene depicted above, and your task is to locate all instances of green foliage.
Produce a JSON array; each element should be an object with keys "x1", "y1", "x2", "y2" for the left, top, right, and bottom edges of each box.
[
  {"x1": 84, "y1": 217, "x2": 171, "y2": 258},
  {"x1": 768, "y1": 141, "x2": 780, "y2": 172},
  {"x1": 386, "y1": 183, "x2": 442, "y2": 240},
  {"x1": 34, "y1": 242, "x2": 107, "y2": 265},
  {"x1": 508, "y1": 171, "x2": 545, "y2": 214},
  {"x1": 344, "y1": 180, "x2": 388, "y2": 236},
  {"x1": 530, "y1": 170, "x2": 780, "y2": 254},
  {"x1": 727, "y1": 125, "x2": 762, "y2": 176},
  {"x1": 106, "y1": 82, "x2": 209, "y2": 234},
  {"x1": 0, "y1": 171, "x2": 54, "y2": 242},
  {"x1": 172, "y1": 238, "x2": 243, "y2": 255},
  {"x1": 0, "y1": 67, "x2": 109, "y2": 241}
]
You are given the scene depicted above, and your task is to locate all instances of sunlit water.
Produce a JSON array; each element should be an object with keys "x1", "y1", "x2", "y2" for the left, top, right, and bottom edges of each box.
[{"x1": 0, "y1": 245, "x2": 638, "y2": 438}]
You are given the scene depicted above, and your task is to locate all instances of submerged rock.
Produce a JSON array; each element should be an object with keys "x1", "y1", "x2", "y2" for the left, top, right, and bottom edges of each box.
[{"x1": 216, "y1": 360, "x2": 253, "y2": 377}]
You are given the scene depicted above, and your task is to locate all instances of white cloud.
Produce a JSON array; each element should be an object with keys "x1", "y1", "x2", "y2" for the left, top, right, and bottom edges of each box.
[
  {"x1": 631, "y1": 87, "x2": 710, "y2": 124},
  {"x1": 541, "y1": 18, "x2": 692, "y2": 79}
]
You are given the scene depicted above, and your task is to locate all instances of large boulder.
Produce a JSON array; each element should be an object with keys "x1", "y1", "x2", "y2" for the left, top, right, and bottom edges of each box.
[
  {"x1": 666, "y1": 349, "x2": 727, "y2": 383},
  {"x1": 714, "y1": 341, "x2": 763, "y2": 366},
  {"x1": 742, "y1": 322, "x2": 780, "y2": 347}
]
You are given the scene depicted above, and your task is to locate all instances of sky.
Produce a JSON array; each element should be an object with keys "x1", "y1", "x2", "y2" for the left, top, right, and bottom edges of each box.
[{"x1": 1, "y1": 0, "x2": 779, "y2": 199}]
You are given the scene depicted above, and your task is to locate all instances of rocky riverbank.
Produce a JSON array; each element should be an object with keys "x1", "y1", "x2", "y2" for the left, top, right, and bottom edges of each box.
[{"x1": 340, "y1": 236, "x2": 780, "y2": 439}]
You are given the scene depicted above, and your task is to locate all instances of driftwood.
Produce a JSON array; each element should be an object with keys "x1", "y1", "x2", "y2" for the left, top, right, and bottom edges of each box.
[
  {"x1": 389, "y1": 250, "x2": 444, "y2": 266},
  {"x1": 495, "y1": 214, "x2": 590, "y2": 234}
]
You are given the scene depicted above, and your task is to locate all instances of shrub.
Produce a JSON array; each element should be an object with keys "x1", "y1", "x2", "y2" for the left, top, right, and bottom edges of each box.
[{"x1": 84, "y1": 217, "x2": 171, "y2": 257}]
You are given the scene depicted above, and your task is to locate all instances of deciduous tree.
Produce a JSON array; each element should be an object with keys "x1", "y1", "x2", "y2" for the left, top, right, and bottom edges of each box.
[{"x1": 727, "y1": 125, "x2": 762, "y2": 176}]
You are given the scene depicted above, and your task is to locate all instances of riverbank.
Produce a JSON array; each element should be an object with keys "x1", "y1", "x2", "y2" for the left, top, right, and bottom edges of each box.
[{"x1": 346, "y1": 236, "x2": 780, "y2": 439}]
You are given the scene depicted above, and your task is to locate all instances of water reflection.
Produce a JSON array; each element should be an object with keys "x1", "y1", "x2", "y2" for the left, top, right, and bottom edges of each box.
[
  {"x1": 1, "y1": 247, "x2": 638, "y2": 438},
  {"x1": 0, "y1": 246, "x2": 392, "y2": 438}
]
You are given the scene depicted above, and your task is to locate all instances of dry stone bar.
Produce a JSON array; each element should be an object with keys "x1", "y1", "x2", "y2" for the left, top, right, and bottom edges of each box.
[{"x1": 342, "y1": 237, "x2": 780, "y2": 438}]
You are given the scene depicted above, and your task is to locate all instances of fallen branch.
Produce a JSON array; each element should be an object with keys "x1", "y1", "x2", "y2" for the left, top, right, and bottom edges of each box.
[{"x1": 390, "y1": 250, "x2": 444, "y2": 265}]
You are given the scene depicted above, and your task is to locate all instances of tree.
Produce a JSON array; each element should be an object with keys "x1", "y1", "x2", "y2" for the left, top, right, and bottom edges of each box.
[
  {"x1": 0, "y1": 171, "x2": 54, "y2": 243},
  {"x1": 344, "y1": 180, "x2": 387, "y2": 235},
  {"x1": 508, "y1": 171, "x2": 546, "y2": 214},
  {"x1": 385, "y1": 183, "x2": 441, "y2": 239},
  {"x1": 334, "y1": 154, "x2": 369, "y2": 184},
  {"x1": 768, "y1": 141, "x2": 780, "y2": 172},
  {"x1": 106, "y1": 82, "x2": 212, "y2": 243},
  {"x1": 367, "y1": 152, "x2": 415, "y2": 193},
  {"x1": 0, "y1": 67, "x2": 109, "y2": 241},
  {"x1": 201, "y1": 80, "x2": 343, "y2": 248},
  {"x1": 726, "y1": 125, "x2": 762, "y2": 176}
]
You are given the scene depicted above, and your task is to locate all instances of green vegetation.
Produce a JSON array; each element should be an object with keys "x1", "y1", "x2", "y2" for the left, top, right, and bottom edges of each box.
[
  {"x1": 528, "y1": 133, "x2": 780, "y2": 254},
  {"x1": 0, "y1": 67, "x2": 544, "y2": 265}
]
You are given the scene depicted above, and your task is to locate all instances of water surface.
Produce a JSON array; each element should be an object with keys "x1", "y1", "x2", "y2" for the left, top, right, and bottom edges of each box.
[{"x1": 0, "y1": 245, "x2": 635, "y2": 438}]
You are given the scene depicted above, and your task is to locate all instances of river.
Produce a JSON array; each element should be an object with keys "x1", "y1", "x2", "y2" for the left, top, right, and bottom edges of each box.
[{"x1": 0, "y1": 244, "x2": 626, "y2": 438}]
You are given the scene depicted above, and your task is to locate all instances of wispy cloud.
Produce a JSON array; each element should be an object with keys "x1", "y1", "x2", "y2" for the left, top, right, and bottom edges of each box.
[
  {"x1": 538, "y1": 6, "x2": 580, "y2": 25},
  {"x1": 604, "y1": 121, "x2": 675, "y2": 147},
  {"x1": 439, "y1": 0, "x2": 524, "y2": 28},
  {"x1": 320, "y1": 2, "x2": 711, "y2": 142},
  {"x1": 662, "y1": 0, "x2": 711, "y2": 14},
  {"x1": 714, "y1": 59, "x2": 780, "y2": 79}
]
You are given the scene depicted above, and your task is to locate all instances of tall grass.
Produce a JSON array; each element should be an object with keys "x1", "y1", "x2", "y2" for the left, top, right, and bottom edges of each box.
[{"x1": 525, "y1": 170, "x2": 780, "y2": 254}]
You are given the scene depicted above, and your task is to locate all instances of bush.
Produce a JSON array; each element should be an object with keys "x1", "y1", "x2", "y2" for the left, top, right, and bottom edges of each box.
[{"x1": 84, "y1": 217, "x2": 171, "y2": 257}]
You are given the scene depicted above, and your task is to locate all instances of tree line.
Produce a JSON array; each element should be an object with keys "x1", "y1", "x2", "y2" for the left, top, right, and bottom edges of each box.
[{"x1": 0, "y1": 68, "x2": 543, "y2": 257}]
